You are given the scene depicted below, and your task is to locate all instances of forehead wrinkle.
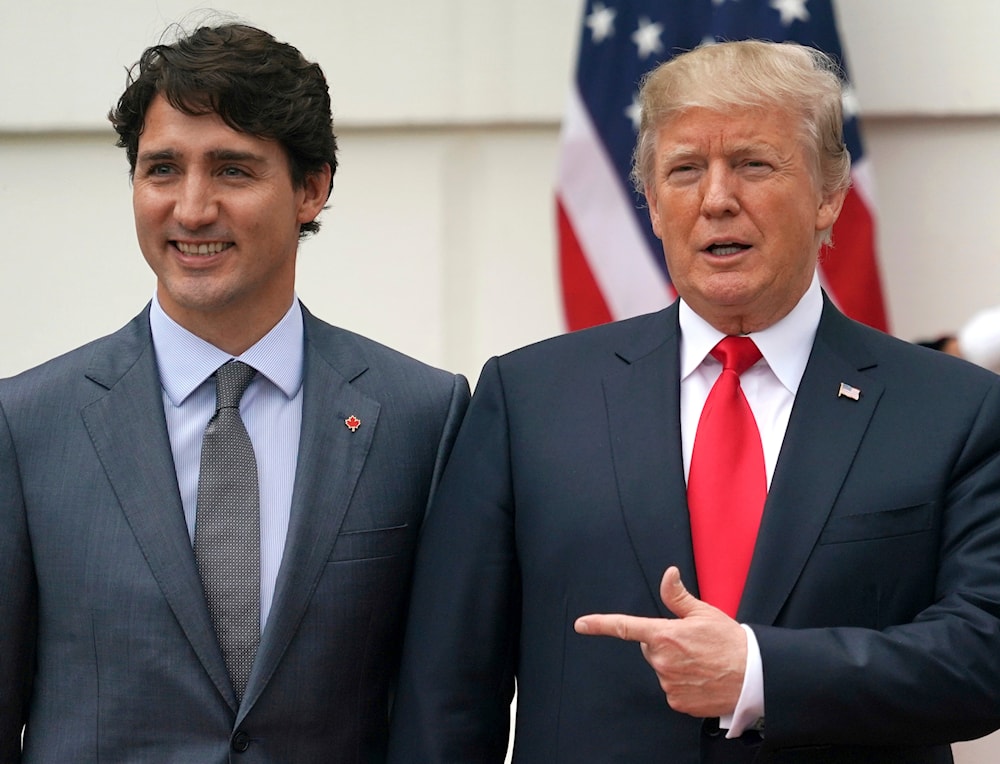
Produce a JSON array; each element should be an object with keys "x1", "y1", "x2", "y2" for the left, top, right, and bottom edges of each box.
[{"x1": 663, "y1": 128, "x2": 783, "y2": 156}]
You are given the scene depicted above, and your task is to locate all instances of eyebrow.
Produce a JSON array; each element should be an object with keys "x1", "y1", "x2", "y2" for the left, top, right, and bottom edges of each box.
[
  {"x1": 662, "y1": 140, "x2": 779, "y2": 158},
  {"x1": 136, "y1": 148, "x2": 268, "y2": 164}
]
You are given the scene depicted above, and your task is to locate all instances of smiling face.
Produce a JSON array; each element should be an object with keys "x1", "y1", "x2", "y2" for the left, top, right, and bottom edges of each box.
[
  {"x1": 132, "y1": 94, "x2": 330, "y2": 352},
  {"x1": 645, "y1": 105, "x2": 846, "y2": 335}
]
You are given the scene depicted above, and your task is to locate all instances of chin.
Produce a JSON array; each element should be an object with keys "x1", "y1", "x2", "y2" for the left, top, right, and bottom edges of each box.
[{"x1": 699, "y1": 277, "x2": 756, "y2": 305}]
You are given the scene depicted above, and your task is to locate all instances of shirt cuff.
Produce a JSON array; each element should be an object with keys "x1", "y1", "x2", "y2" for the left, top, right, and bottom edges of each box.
[{"x1": 720, "y1": 624, "x2": 764, "y2": 738}]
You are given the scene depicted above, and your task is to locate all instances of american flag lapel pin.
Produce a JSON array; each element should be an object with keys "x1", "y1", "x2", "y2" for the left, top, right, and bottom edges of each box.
[
  {"x1": 345, "y1": 415, "x2": 361, "y2": 432},
  {"x1": 838, "y1": 382, "x2": 861, "y2": 401}
]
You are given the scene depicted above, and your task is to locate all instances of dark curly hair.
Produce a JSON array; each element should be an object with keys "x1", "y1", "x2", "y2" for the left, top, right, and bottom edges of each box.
[{"x1": 108, "y1": 23, "x2": 337, "y2": 237}]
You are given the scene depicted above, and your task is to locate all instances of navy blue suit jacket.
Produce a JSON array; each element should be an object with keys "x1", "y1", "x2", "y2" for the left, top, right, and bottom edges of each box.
[{"x1": 388, "y1": 297, "x2": 1000, "y2": 763}]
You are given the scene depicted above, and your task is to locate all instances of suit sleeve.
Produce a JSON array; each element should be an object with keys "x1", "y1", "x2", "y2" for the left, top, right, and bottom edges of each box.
[
  {"x1": 388, "y1": 357, "x2": 517, "y2": 763},
  {"x1": 756, "y1": 378, "x2": 1000, "y2": 748},
  {"x1": 0, "y1": 397, "x2": 35, "y2": 761}
]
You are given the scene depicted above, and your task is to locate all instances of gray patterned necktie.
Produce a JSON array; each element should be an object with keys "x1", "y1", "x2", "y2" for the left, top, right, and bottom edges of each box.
[{"x1": 194, "y1": 359, "x2": 260, "y2": 703}]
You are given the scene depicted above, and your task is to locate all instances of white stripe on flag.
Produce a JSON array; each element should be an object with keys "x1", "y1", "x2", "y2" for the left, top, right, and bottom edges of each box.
[
  {"x1": 556, "y1": 87, "x2": 672, "y2": 321},
  {"x1": 850, "y1": 157, "x2": 878, "y2": 212}
]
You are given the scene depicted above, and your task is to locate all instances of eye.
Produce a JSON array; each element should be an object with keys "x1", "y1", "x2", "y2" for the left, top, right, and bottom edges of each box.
[
  {"x1": 145, "y1": 163, "x2": 175, "y2": 177},
  {"x1": 666, "y1": 164, "x2": 700, "y2": 183},
  {"x1": 220, "y1": 166, "x2": 250, "y2": 178}
]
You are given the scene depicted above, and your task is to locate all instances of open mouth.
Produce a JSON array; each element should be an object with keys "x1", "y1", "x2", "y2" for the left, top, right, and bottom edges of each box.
[
  {"x1": 706, "y1": 242, "x2": 751, "y2": 256},
  {"x1": 174, "y1": 241, "x2": 234, "y2": 256}
]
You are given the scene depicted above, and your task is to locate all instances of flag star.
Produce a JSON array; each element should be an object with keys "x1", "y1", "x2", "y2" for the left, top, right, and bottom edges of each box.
[
  {"x1": 770, "y1": 0, "x2": 810, "y2": 26},
  {"x1": 841, "y1": 84, "x2": 860, "y2": 120},
  {"x1": 586, "y1": 2, "x2": 616, "y2": 44},
  {"x1": 625, "y1": 93, "x2": 642, "y2": 131},
  {"x1": 632, "y1": 16, "x2": 664, "y2": 59}
]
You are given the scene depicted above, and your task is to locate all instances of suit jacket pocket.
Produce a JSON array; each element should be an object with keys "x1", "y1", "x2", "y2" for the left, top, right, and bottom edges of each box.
[
  {"x1": 818, "y1": 502, "x2": 934, "y2": 545},
  {"x1": 329, "y1": 523, "x2": 410, "y2": 562}
]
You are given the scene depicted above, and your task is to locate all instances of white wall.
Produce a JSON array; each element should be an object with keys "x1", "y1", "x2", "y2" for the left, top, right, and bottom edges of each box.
[
  {"x1": 3, "y1": 0, "x2": 1000, "y2": 382},
  {"x1": 2, "y1": 1, "x2": 1000, "y2": 758}
]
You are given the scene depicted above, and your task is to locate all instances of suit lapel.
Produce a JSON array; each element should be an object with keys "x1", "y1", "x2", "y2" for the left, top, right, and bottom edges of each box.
[
  {"x1": 739, "y1": 303, "x2": 883, "y2": 623},
  {"x1": 604, "y1": 305, "x2": 699, "y2": 614},
  {"x1": 243, "y1": 311, "x2": 379, "y2": 712},
  {"x1": 80, "y1": 310, "x2": 234, "y2": 706}
]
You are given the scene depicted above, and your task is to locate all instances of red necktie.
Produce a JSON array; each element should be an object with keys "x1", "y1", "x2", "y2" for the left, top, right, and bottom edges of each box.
[{"x1": 688, "y1": 337, "x2": 766, "y2": 618}]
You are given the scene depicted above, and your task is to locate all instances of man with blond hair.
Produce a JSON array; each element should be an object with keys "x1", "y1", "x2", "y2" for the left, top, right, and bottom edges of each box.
[{"x1": 388, "y1": 40, "x2": 1000, "y2": 762}]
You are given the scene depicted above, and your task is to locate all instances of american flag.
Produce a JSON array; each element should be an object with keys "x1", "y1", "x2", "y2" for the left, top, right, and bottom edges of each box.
[{"x1": 556, "y1": 0, "x2": 889, "y2": 332}]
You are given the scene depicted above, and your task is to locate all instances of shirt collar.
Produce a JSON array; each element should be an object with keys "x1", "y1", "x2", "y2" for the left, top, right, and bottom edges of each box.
[
  {"x1": 679, "y1": 271, "x2": 822, "y2": 395},
  {"x1": 150, "y1": 294, "x2": 305, "y2": 406}
]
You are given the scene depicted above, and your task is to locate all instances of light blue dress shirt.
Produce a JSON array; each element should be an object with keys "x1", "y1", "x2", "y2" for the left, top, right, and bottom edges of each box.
[{"x1": 150, "y1": 295, "x2": 304, "y2": 630}]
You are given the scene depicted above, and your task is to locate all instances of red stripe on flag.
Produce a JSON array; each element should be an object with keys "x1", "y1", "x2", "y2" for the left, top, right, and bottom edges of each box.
[
  {"x1": 558, "y1": 198, "x2": 613, "y2": 330},
  {"x1": 819, "y1": 186, "x2": 889, "y2": 332}
]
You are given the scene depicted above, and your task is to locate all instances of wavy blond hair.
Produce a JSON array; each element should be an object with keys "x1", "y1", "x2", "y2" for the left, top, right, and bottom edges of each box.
[{"x1": 631, "y1": 40, "x2": 851, "y2": 207}]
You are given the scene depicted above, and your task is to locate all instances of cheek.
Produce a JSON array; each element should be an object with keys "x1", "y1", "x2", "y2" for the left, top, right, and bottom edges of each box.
[
  {"x1": 132, "y1": 188, "x2": 168, "y2": 225},
  {"x1": 654, "y1": 207, "x2": 693, "y2": 252},
  {"x1": 249, "y1": 192, "x2": 297, "y2": 232}
]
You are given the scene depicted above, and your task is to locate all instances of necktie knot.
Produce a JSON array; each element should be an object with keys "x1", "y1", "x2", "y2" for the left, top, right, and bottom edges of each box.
[
  {"x1": 710, "y1": 336, "x2": 761, "y2": 377},
  {"x1": 214, "y1": 360, "x2": 256, "y2": 411}
]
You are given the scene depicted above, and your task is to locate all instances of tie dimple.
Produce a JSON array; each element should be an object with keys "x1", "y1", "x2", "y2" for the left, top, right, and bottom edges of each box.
[{"x1": 711, "y1": 335, "x2": 761, "y2": 376}]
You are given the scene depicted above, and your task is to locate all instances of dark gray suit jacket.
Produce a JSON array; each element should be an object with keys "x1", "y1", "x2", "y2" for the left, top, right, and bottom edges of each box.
[
  {"x1": 388, "y1": 297, "x2": 1000, "y2": 763},
  {"x1": 0, "y1": 304, "x2": 469, "y2": 763}
]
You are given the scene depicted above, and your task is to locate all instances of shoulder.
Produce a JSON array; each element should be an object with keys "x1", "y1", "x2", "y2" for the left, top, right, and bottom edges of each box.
[
  {"x1": 491, "y1": 306, "x2": 677, "y2": 379},
  {"x1": 819, "y1": 302, "x2": 1000, "y2": 404},
  {"x1": 301, "y1": 309, "x2": 466, "y2": 397},
  {"x1": 0, "y1": 310, "x2": 150, "y2": 408}
]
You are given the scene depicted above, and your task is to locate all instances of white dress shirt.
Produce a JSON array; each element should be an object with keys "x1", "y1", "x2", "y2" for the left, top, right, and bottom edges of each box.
[
  {"x1": 678, "y1": 272, "x2": 823, "y2": 736},
  {"x1": 150, "y1": 295, "x2": 305, "y2": 632}
]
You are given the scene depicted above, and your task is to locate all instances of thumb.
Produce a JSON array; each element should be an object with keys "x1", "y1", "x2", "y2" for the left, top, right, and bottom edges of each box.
[{"x1": 659, "y1": 566, "x2": 707, "y2": 618}]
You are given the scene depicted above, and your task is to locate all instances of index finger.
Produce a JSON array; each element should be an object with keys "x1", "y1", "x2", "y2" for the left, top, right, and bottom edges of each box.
[{"x1": 574, "y1": 613, "x2": 664, "y2": 643}]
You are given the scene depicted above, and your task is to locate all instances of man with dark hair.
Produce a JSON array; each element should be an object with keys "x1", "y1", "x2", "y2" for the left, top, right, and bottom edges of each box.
[
  {"x1": 388, "y1": 40, "x2": 1000, "y2": 762},
  {"x1": 0, "y1": 22, "x2": 468, "y2": 762}
]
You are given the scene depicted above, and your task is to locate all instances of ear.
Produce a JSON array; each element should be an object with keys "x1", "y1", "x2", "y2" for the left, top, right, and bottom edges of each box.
[
  {"x1": 297, "y1": 163, "x2": 333, "y2": 225},
  {"x1": 644, "y1": 184, "x2": 663, "y2": 239},
  {"x1": 815, "y1": 185, "x2": 848, "y2": 233}
]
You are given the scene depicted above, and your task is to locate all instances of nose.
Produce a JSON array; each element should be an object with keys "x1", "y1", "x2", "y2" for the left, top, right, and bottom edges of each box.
[
  {"x1": 700, "y1": 164, "x2": 740, "y2": 218},
  {"x1": 173, "y1": 174, "x2": 219, "y2": 230}
]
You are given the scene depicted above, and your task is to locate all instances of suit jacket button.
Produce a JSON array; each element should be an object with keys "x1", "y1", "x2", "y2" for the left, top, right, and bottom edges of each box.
[
  {"x1": 232, "y1": 731, "x2": 251, "y2": 753},
  {"x1": 701, "y1": 717, "x2": 724, "y2": 738}
]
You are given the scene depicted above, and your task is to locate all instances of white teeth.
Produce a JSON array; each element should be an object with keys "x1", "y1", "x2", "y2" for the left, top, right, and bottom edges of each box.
[
  {"x1": 176, "y1": 241, "x2": 229, "y2": 255},
  {"x1": 709, "y1": 244, "x2": 746, "y2": 256}
]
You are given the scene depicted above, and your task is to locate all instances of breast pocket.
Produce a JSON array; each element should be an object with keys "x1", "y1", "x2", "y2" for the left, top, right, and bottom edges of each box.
[
  {"x1": 328, "y1": 523, "x2": 410, "y2": 563},
  {"x1": 818, "y1": 502, "x2": 935, "y2": 545}
]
